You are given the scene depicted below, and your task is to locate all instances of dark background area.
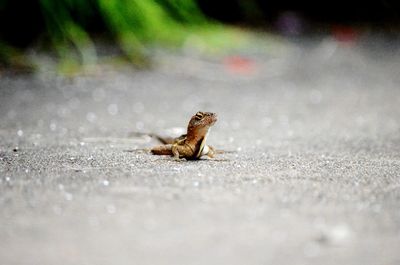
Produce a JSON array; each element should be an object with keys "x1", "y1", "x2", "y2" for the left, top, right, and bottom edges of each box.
[
  {"x1": 197, "y1": 0, "x2": 400, "y2": 25},
  {"x1": 1, "y1": 0, "x2": 400, "y2": 48}
]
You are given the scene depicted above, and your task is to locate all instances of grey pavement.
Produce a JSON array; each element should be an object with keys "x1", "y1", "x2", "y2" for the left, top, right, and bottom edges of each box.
[{"x1": 1, "y1": 34, "x2": 400, "y2": 265}]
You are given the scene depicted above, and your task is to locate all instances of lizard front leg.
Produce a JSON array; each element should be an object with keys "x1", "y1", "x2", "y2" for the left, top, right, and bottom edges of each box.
[
  {"x1": 205, "y1": 145, "x2": 216, "y2": 158},
  {"x1": 171, "y1": 144, "x2": 182, "y2": 161},
  {"x1": 199, "y1": 145, "x2": 216, "y2": 158}
]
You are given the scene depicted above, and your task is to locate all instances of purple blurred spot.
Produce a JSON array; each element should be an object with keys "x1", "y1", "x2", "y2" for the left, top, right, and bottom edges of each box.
[{"x1": 276, "y1": 11, "x2": 304, "y2": 36}]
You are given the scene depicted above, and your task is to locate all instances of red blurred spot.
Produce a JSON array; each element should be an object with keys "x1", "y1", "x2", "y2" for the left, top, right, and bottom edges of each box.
[
  {"x1": 332, "y1": 25, "x2": 358, "y2": 44},
  {"x1": 223, "y1": 56, "x2": 256, "y2": 75}
]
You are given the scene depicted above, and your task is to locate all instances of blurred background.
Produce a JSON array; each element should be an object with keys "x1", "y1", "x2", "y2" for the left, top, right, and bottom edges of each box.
[
  {"x1": 1, "y1": 0, "x2": 399, "y2": 72},
  {"x1": 1, "y1": 2, "x2": 400, "y2": 265}
]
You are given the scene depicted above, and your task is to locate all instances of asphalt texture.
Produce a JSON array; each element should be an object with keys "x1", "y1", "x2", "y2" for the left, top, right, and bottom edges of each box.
[{"x1": 1, "y1": 35, "x2": 400, "y2": 265}]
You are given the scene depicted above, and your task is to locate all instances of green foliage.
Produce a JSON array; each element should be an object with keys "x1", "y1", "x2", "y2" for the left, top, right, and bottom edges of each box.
[
  {"x1": 0, "y1": 42, "x2": 35, "y2": 72},
  {"x1": 1, "y1": 0, "x2": 252, "y2": 73},
  {"x1": 37, "y1": 0, "x2": 208, "y2": 68}
]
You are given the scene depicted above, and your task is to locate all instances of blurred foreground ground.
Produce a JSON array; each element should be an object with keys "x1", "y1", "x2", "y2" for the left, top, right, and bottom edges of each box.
[{"x1": 1, "y1": 33, "x2": 400, "y2": 265}]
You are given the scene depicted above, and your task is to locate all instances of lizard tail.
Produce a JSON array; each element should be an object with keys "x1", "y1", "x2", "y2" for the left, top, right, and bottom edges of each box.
[{"x1": 151, "y1": 144, "x2": 173, "y2": 156}]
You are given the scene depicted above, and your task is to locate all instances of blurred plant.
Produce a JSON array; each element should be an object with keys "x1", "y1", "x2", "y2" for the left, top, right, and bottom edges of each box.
[
  {"x1": 39, "y1": 0, "x2": 212, "y2": 70},
  {"x1": 39, "y1": 0, "x2": 98, "y2": 71},
  {"x1": 0, "y1": 42, "x2": 35, "y2": 73},
  {"x1": 0, "y1": 0, "x2": 253, "y2": 73}
]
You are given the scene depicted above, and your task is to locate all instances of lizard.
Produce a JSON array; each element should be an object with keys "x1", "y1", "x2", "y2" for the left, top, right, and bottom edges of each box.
[{"x1": 151, "y1": 111, "x2": 217, "y2": 160}]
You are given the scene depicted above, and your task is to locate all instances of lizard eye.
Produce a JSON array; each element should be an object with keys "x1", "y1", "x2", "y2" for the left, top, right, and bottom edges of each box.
[{"x1": 195, "y1": 112, "x2": 204, "y2": 120}]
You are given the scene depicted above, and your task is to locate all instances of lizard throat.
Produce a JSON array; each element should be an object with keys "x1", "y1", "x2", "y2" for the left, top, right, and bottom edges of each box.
[{"x1": 195, "y1": 129, "x2": 210, "y2": 158}]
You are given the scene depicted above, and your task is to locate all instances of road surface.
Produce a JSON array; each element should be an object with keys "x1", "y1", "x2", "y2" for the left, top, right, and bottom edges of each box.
[{"x1": 1, "y1": 34, "x2": 400, "y2": 265}]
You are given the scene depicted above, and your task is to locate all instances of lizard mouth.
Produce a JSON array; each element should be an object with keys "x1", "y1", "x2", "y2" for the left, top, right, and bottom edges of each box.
[{"x1": 210, "y1": 113, "x2": 217, "y2": 124}]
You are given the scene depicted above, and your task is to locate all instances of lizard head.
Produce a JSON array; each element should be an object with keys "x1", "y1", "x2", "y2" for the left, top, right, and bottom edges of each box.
[{"x1": 188, "y1": 111, "x2": 217, "y2": 131}]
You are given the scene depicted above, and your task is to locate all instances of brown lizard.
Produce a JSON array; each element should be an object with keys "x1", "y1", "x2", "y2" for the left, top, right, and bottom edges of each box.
[{"x1": 151, "y1": 111, "x2": 217, "y2": 160}]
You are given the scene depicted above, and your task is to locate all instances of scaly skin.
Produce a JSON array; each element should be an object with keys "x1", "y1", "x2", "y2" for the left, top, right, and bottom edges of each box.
[{"x1": 151, "y1": 111, "x2": 217, "y2": 160}]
